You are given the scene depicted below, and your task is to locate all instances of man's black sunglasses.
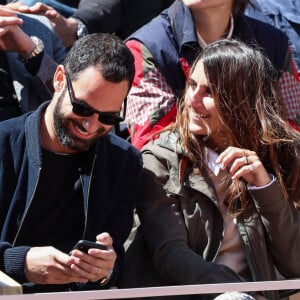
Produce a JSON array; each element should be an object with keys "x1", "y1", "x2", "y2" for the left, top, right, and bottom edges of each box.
[{"x1": 65, "y1": 72, "x2": 124, "y2": 126}]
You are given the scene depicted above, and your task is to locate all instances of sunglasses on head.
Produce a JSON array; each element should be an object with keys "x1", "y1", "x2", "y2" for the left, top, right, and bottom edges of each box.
[{"x1": 65, "y1": 72, "x2": 124, "y2": 126}]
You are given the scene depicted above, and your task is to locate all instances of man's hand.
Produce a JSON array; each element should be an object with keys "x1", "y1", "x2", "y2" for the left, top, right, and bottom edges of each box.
[
  {"x1": 69, "y1": 232, "x2": 117, "y2": 282},
  {"x1": 25, "y1": 246, "x2": 88, "y2": 284},
  {"x1": 0, "y1": 5, "x2": 36, "y2": 56},
  {"x1": 6, "y1": 1, "x2": 58, "y2": 19},
  {"x1": 9, "y1": 1, "x2": 78, "y2": 48}
]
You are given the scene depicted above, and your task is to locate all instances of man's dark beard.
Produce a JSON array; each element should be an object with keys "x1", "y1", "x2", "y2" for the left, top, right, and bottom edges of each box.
[{"x1": 53, "y1": 88, "x2": 100, "y2": 152}]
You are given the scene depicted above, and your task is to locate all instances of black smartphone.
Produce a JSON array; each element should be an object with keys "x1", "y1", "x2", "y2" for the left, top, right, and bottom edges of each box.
[{"x1": 72, "y1": 240, "x2": 108, "y2": 253}]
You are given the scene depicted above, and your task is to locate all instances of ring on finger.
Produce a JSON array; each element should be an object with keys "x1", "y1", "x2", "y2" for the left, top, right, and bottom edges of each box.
[
  {"x1": 97, "y1": 267, "x2": 101, "y2": 275},
  {"x1": 243, "y1": 156, "x2": 248, "y2": 164}
]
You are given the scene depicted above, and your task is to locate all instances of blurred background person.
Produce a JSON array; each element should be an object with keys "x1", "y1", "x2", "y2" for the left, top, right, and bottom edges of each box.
[
  {"x1": 8, "y1": 0, "x2": 174, "y2": 48},
  {"x1": 0, "y1": 4, "x2": 65, "y2": 121},
  {"x1": 245, "y1": 0, "x2": 300, "y2": 131},
  {"x1": 245, "y1": 0, "x2": 300, "y2": 76}
]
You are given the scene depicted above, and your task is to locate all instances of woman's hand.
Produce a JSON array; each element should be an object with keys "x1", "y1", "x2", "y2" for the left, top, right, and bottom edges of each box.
[{"x1": 216, "y1": 146, "x2": 271, "y2": 187}]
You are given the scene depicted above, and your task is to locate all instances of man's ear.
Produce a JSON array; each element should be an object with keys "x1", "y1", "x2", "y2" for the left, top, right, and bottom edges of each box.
[{"x1": 53, "y1": 65, "x2": 66, "y2": 91}]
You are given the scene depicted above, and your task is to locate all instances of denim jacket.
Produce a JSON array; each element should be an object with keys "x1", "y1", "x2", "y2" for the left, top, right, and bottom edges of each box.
[{"x1": 245, "y1": 0, "x2": 300, "y2": 74}]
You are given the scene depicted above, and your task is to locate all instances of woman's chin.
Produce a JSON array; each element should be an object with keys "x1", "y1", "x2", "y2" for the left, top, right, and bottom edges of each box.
[{"x1": 189, "y1": 124, "x2": 208, "y2": 136}]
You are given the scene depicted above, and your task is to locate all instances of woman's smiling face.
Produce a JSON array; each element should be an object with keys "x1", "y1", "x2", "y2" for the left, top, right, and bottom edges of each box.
[{"x1": 185, "y1": 60, "x2": 224, "y2": 141}]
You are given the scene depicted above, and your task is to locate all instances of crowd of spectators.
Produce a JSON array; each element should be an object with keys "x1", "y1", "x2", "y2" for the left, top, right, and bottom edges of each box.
[{"x1": 0, "y1": 0, "x2": 300, "y2": 299}]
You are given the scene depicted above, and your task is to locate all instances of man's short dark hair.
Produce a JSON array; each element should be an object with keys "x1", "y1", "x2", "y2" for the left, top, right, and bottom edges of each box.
[{"x1": 63, "y1": 33, "x2": 135, "y2": 89}]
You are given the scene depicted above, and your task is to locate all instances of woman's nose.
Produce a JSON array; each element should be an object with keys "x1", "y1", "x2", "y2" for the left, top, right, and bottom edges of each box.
[{"x1": 189, "y1": 89, "x2": 203, "y2": 108}]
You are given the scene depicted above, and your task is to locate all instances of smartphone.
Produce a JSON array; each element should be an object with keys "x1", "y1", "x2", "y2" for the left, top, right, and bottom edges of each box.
[{"x1": 72, "y1": 240, "x2": 108, "y2": 253}]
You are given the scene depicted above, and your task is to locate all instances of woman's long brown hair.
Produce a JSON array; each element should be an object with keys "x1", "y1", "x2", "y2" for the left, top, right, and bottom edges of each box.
[{"x1": 169, "y1": 39, "x2": 300, "y2": 215}]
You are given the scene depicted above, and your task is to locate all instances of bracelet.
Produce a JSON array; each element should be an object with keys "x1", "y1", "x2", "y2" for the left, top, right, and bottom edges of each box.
[
  {"x1": 19, "y1": 36, "x2": 45, "y2": 64},
  {"x1": 73, "y1": 18, "x2": 88, "y2": 39}
]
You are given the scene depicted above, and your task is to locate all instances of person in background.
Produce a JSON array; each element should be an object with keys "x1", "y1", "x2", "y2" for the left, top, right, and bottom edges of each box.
[
  {"x1": 120, "y1": 39, "x2": 300, "y2": 300},
  {"x1": 124, "y1": 0, "x2": 300, "y2": 150},
  {"x1": 245, "y1": 0, "x2": 300, "y2": 76},
  {"x1": 0, "y1": 33, "x2": 142, "y2": 293},
  {"x1": 9, "y1": 0, "x2": 174, "y2": 48},
  {"x1": 245, "y1": 0, "x2": 300, "y2": 132},
  {"x1": 0, "y1": 4, "x2": 65, "y2": 121}
]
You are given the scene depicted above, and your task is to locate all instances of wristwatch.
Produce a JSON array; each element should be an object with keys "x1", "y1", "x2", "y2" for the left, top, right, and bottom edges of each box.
[
  {"x1": 99, "y1": 269, "x2": 113, "y2": 286},
  {"x1": 19, "y1": 36, "x2": 44, "y2": 63},
  {"x1": 75, "y1": 18, "x2": 88, "y2": 39}
]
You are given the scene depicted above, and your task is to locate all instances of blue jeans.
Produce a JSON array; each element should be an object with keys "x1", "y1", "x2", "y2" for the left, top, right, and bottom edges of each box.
[{"x1": 21, "y1": 0, "x2": 77, "y2": 17}]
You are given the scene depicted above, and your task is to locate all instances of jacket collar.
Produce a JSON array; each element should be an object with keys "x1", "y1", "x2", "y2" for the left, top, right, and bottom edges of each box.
[
  {"x1": 25, "y1": 101, "x2": 48, "y2": 168},
  {"x1": 156, "y1": 131, "x2": 218, "y2": 203},
  {"x1": 169, "y1": 2, "x2": 198, "y2": 50},
  {"x1": 157, "y1": 131, "x2": 184, "y2": 155},
  {"x1": 167, "y1": 1, "x2": 199, "y2": 65}
]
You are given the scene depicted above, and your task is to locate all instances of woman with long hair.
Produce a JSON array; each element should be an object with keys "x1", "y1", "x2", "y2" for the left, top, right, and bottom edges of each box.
[{"x1": 121, "y1": 39, "x2": 300, "y2": 300}]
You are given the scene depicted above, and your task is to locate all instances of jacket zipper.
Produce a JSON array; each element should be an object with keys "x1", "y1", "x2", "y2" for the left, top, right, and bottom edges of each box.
[
  {"x1": 81, "y1": 155, "x2": 97, "y2": 239},
  {"x1": 183, "y1": 180, "x2": 225, "y2": 261},
  {"x1": 237, "y1": 217, "x2": 260, "y2": 281},
  {"x1": 212, "y1": 207, "x2": 225, "y2": 262},
  {"x1": 12, "y1": 167, "x2": 42, "y2": 246}
]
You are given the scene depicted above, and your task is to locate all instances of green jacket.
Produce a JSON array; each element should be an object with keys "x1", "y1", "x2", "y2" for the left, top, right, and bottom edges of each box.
[{"x1": 121, "y1": 132, "x2": 300, "y2": 300}]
